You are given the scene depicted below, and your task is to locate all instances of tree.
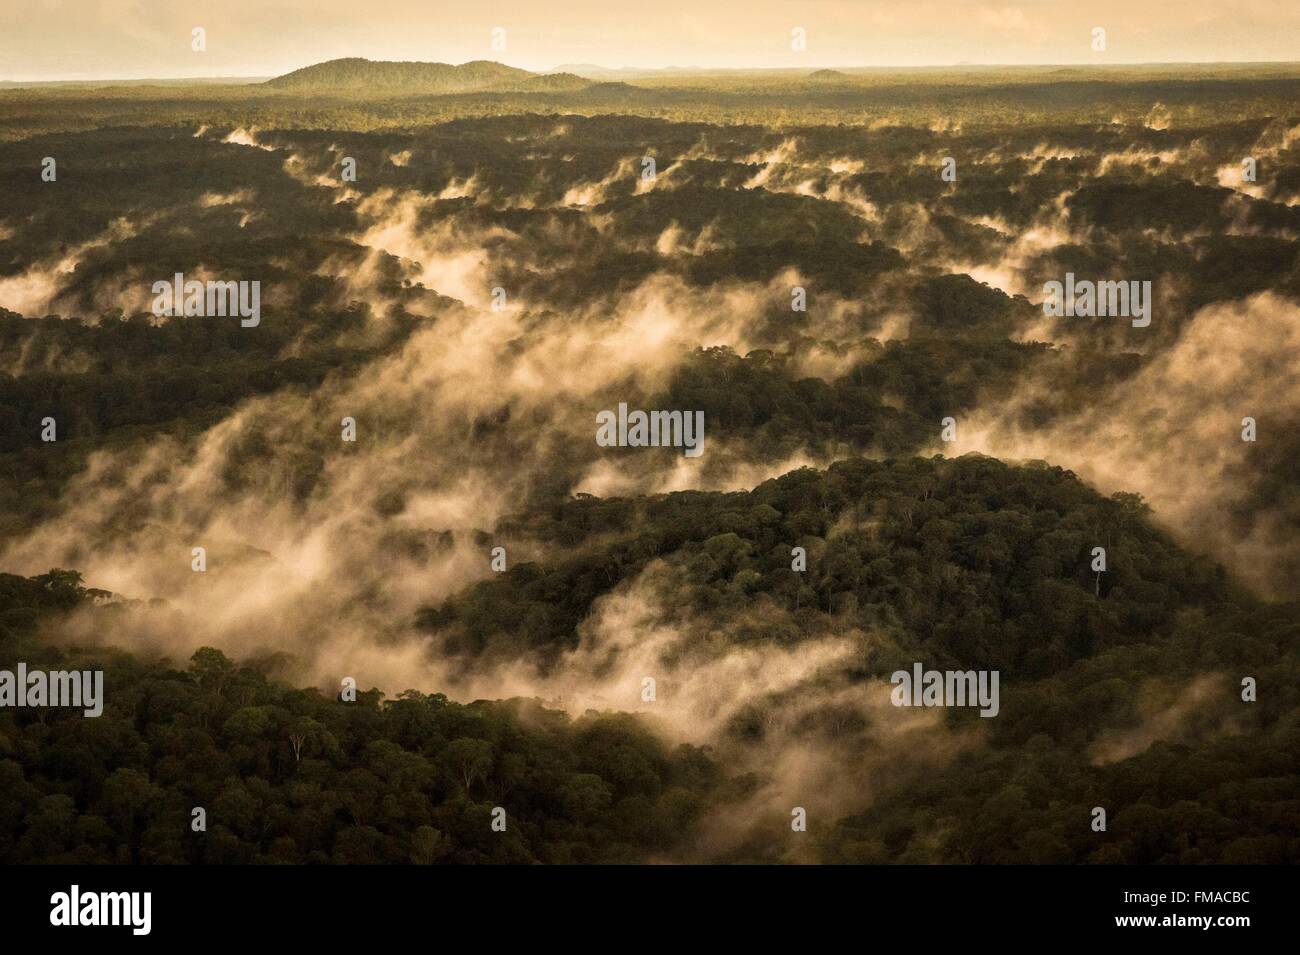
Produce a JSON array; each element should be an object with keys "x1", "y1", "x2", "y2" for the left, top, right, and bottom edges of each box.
[
  {"x1": 189, "y1": 647, "x2": 236, "y2": 696},
  {"x1": 441, "y1": 738, "x2": 494, "y2": 795}
]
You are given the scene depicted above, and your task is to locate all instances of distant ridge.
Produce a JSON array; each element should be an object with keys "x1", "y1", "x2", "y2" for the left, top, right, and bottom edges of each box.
[
  {"x1": 515, "y1": 72, "x2": 594, "y2": 92},
  {"x1": 265, "y1": 57, "x2": 534, "y2": 92}
]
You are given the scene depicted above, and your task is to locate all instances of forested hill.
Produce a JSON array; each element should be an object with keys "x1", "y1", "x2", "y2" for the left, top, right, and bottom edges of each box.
[
  {"x1": 3, "y1": 457, "x2": 1296, "y2": 864},
  {"x1": 424, "y1": 455, "x2": 1238, "y2": 673},
  {"x1": 264, "y1": 58, "x2": 535, "y2": 93},
  {"x1": 0, "y1": 571, "x2": 719, "y2": 864}
]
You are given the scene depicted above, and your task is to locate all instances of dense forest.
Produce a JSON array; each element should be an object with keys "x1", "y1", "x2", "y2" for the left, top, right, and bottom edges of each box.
[
  {"x1": 0, "y1": 573, "x2": 720, "y2": 863},
  {"x1": 1, "y1": 63, "x2": 1297, "y2": 863},
  {"x1": 4, "y1": 64, "x2": 1300, "y2": 140},
  {"x1": 2, "y1": 457, "x2": 1296, "y2": 863}
]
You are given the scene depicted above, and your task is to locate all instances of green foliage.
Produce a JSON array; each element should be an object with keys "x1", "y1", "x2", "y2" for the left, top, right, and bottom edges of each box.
[
  {"x1": 822, "y1": 600, "x2": 1300, "y2": 864},
  {"x1": 0, "y1": 582, "x2": 719, "y2": 864},
  {"x1": 436, "y1": 456, "x2": 1231, "y2": 675}
]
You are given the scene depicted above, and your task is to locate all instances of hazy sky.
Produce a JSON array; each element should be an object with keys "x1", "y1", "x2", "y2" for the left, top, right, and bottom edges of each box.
[{"x1": 4, "y1": 0, "x2": 1298, "y2": 80}]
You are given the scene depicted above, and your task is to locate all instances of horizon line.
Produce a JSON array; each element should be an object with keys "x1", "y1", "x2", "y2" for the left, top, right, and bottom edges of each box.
[{"x1": 5, "y1": 57, "x2": 1300, "y2": 86}]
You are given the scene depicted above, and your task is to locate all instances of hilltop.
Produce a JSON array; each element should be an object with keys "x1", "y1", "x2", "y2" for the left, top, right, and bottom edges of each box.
[
  {"x1": 264, "y1": 57, "x2": 534, "y2": 93},
  {"x1": 516, "y1": 72, "x2": 595, "y2": 92}
]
